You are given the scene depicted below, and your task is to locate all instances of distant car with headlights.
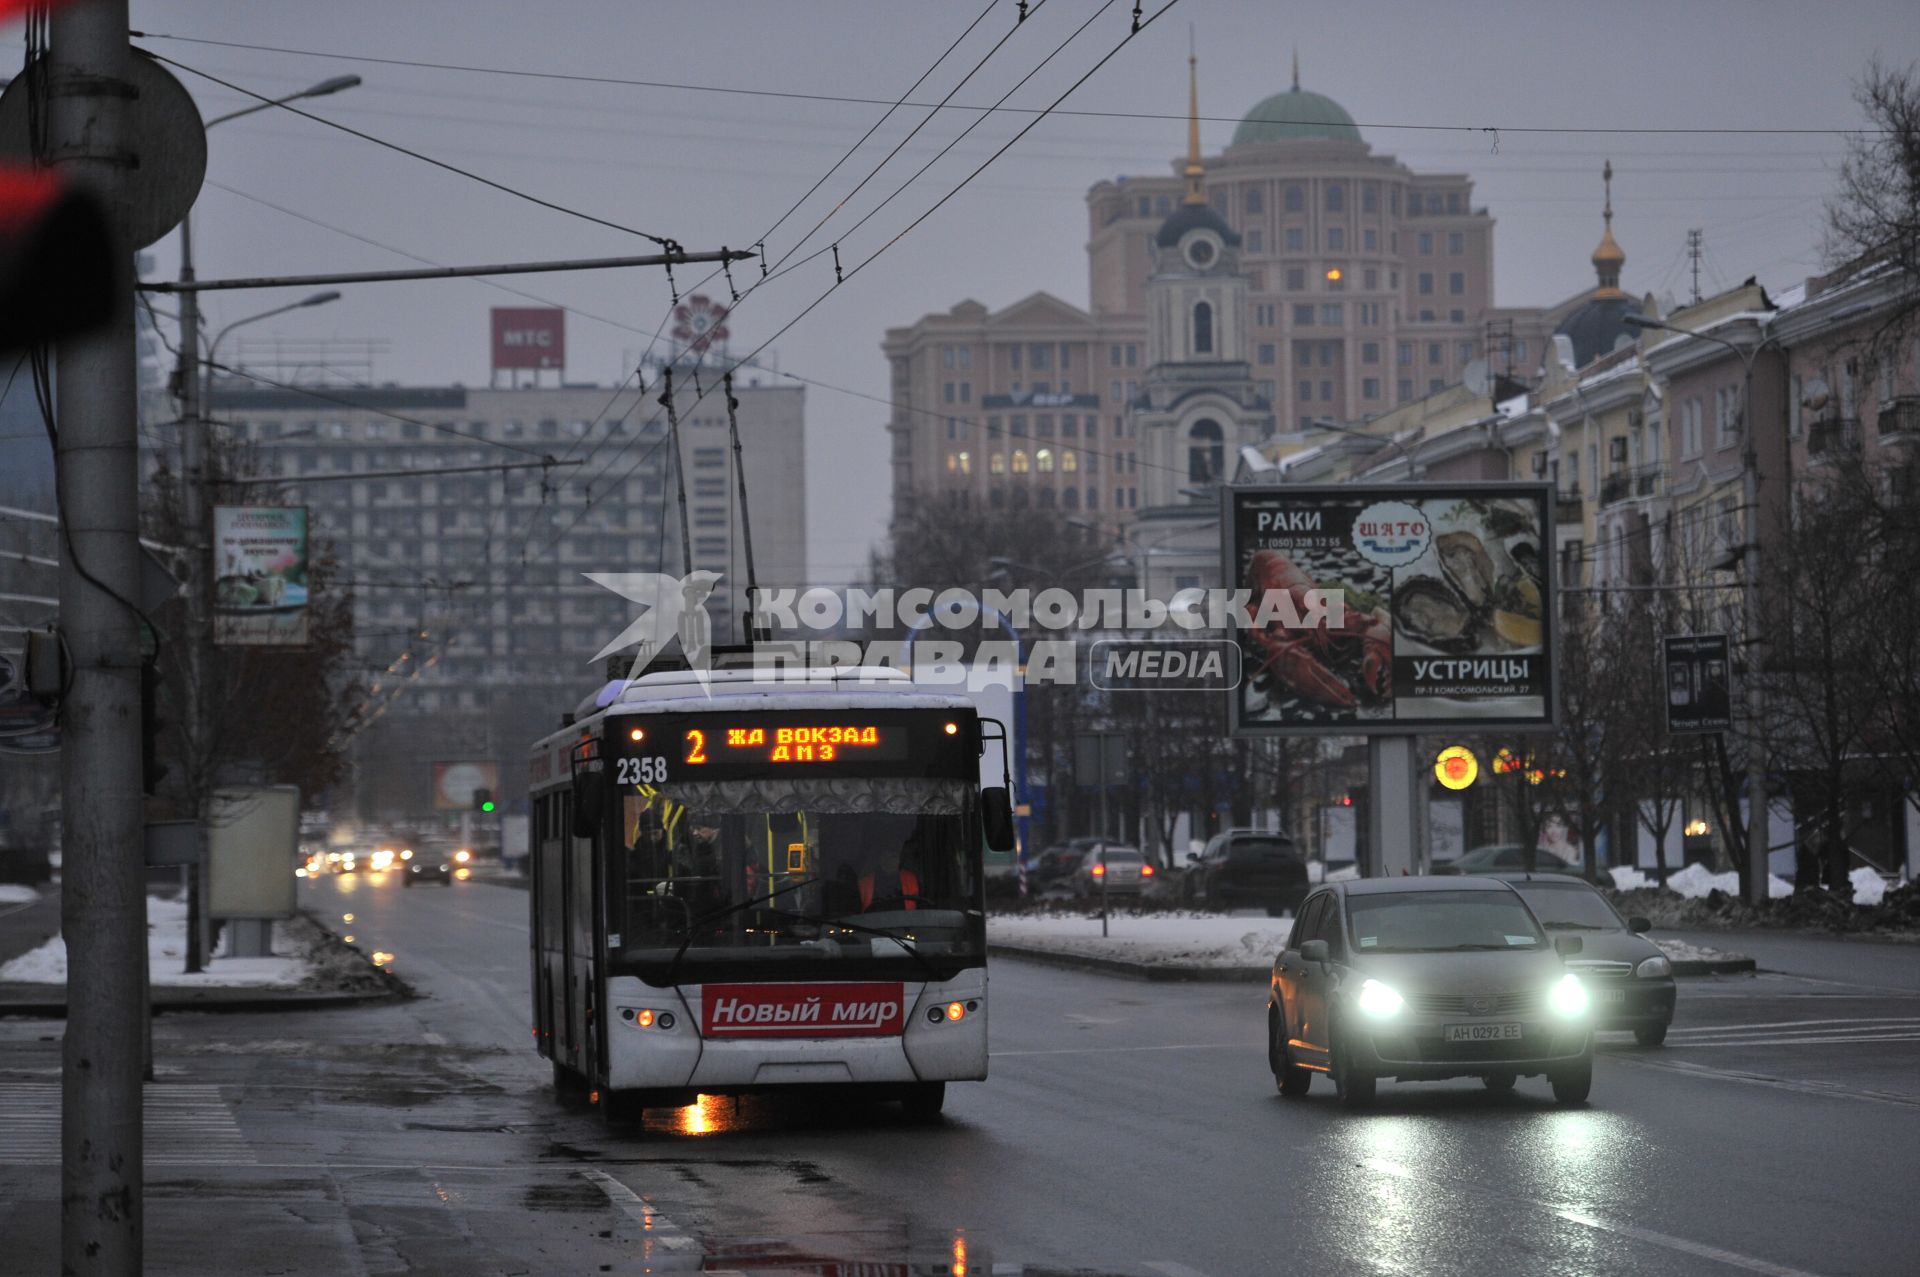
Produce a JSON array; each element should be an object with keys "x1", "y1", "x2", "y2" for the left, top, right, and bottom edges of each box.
[
  {"x1": 404, "y1": 858, "x2": 452, "y2": 887},
  {"x1": 1267, "y1": 876, "x2": 1595, "y2": 1107},
  {"x1": 1491, "y1": 874, "x2": 1675, "y2": 1045},
  {"x1": 1072, "y1": 844, "x2": 1152, "y2": 897}
]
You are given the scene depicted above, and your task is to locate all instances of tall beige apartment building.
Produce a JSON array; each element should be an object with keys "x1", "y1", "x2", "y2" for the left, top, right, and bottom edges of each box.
[{"x1": 884, "y1": 61, "x2": 1560, "y2": 532}]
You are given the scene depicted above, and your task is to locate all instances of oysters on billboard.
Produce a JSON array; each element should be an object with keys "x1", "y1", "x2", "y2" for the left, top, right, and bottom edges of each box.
[{"x1": 1224, "y1": 483, "x2": 1554, "y2": 735}]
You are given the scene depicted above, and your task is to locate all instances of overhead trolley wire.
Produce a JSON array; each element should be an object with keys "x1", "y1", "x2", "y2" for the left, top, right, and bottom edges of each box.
[
  {"x1": 130, "y1": 31, "x2": 1885, "y2": 136},
  {"x1": 144, "y1": 52, "x2": 685, "y2": 249}
]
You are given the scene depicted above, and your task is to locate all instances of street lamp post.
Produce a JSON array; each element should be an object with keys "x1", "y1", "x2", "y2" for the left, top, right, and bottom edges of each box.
[
  {"x1": 172, "y1": 75, "x2": 359, "y2": 971},
  {"x1": 1624, "y1": 312, "x2": 1774, "y2": 907}
]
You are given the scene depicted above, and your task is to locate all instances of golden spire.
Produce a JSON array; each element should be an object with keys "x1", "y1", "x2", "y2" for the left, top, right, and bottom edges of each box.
[
  {"x1": 1591, "y1": 159, "x2": 1626, "y2": 299},
  {"x1": 1182, "y1": 48, "x2": 1206, "y2": 205}
]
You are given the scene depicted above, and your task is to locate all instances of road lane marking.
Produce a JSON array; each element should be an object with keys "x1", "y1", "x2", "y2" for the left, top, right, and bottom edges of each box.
[
  {"x1": 1669, "y1": 1017, "x2": 1920, "y2": 1035},
  {"x1": 580, "y1": 1167, "x2": 697, "y2": 1251},
  {"x1": 1144, "y1": 1263, "x2": 1219, "y2": 1277},
  {"x1": 1615, "y1": 1056, "x2": 1920, "y2": 1109},
  {"x1": 0, "y1": 1083, "x2": 254, "y2": 1164},
  {"x1": 1678, "y1": 1032, "x2": 1920, "y2": 1047},
  {"x1": 1554, "y1": 1210, "x2": 1829, "y2": 1277},
  {"x1": 990, "y1": 1042, "x2": 1244, "y2": 1058},
  {"x1": 1362, "y1": 1157, "x2": 1831, "y2": 1277}
]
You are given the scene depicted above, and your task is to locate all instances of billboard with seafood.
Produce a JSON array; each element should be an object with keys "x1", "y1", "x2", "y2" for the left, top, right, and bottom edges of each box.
[{"x1": 1223, "y1": 483, "x2": 1554, "y2": 735}]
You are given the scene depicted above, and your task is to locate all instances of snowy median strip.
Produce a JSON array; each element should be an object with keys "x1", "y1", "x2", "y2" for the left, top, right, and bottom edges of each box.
[
  {"x1": 988, "y1": 910, "x2": 1752, "y2": 978},
  {"x1": 4, "y1": 894, "x2": 309, "y2": 990}
]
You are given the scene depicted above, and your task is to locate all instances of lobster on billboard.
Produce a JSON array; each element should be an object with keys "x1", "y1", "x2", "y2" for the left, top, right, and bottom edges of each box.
[
  {"x1": 1223, "y1": 482, "x2": 1555, "y2": 735},
  {"x1": 490, "y1": 306, "x2": 565, "y2": 371}
]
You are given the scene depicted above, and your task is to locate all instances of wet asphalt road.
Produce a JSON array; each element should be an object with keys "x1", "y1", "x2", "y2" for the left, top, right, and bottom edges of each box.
[{"x1": 3, "y1": 873, "x2": 1919, "y2": 1276}]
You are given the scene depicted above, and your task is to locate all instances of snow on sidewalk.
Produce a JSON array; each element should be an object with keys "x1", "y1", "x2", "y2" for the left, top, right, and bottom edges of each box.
[
  {"x1": 990, "y1": 909, "x2": 1745, "y2": 972},
  {"x1": 0, "y1": 884, "x2": 40, "y2": 905},
  {"x1": 0, "y1": 894, "x2": 309, "y2": 988},
  {"x1": 989, "y1": 912, "x2": 1295, "y2": 969}
]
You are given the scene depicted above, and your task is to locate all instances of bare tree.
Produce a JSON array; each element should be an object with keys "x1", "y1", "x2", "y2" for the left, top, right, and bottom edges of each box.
[
  {"x1": 1826, "y1": 59, "x2": 1920, "y2": 355},
  {"x1": 1612, "y1": 592, "x2": 1694, "y2": 885}
]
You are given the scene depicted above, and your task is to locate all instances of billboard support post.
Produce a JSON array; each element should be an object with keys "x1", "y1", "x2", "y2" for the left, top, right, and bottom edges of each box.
[{"x1": 1368, "y1": 735, "x2": 1417, "y2": 877}]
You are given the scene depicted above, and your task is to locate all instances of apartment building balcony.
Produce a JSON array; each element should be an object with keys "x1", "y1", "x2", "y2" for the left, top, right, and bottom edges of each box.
[
  {"x1": 1878, "y1": 396, "x2": 1919, "y2": 447},
  {"x1": 1634, "y1": 463, "x2": 1661, "y2": 499},
  {"x1": 1599, "y1": 473, "x2": 1632, "y2": 507},
  {"x1": 1807, "y1": 417, "x2": 1862, "y2": 461},
  {"x1": 1554, "y1": 490, "x2": 1584, "y2": 524}
]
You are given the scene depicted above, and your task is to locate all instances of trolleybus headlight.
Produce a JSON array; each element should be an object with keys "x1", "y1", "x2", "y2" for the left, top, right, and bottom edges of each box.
[
  {"x1": 927, "y1": 1006, "x2": 944, "y2": 1024},
  {"x1": 629, "y1": 727, "x2": 645, "y2": 742},
  {"x1": 946, "y1": 1001, "x2": 966, "y2": 1021},
  {"x1": 657, "y1": 1012, "x2": 675, "y2": 1030},
  {"x1": 636, "y1": 1009, "x2": 655, "y2": 1028}
]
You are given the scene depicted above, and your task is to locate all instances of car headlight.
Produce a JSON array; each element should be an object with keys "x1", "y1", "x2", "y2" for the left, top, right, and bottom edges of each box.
[
  {"x1": 1356, "y1": 978, "x2": 1405, "y2": 1018},
  {"x1": 1549, "y1": 972, "x2": 1590, "y2": 1017},
  {"x1": 1636, "y1": 956, "x2": 1672, "y2": 979}
]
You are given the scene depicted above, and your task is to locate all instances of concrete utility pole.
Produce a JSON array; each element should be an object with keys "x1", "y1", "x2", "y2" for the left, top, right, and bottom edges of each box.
[{"x1": 47, "y1": 1, "x2": 146, "y2": 1271}]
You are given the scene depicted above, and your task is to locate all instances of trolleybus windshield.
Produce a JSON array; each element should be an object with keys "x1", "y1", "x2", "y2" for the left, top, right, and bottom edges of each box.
[{"x1": 610, "y1": 774, "x2": 983, "y2": 982}]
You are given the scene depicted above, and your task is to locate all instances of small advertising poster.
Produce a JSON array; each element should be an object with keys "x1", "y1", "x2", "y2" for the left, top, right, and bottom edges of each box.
[
  {"x1": 1224, "y1": 482, "x2": 1554, "y2": 735},
  {"x1": 1663, "y1": 633, "x2": 1731, "y2": 733},
  {"x1": 213, "y1": 506, "x2": 309, "y2": 647}
]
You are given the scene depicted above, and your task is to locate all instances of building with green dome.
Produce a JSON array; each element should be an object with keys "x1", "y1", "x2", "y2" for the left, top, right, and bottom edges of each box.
[{"x1": 884, "y1": 55, "x2": 1563, "y2": 532}]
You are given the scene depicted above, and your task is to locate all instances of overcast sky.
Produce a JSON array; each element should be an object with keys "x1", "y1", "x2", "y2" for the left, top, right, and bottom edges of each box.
[{"x1": 11, "y1": 1, "x2": 1915, "y2": 582}]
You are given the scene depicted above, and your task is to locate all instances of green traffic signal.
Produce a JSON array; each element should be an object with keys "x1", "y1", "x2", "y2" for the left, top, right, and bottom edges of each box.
[{"x1": 481, "y1": 800, "x2": 495, "y2": 813}]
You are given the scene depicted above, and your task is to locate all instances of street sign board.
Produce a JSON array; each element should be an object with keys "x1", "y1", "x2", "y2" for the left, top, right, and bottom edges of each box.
[
  {"x1": 207, "y1": 786, "x2": 299, "y2": 919},
  {"x1": 490, "y1": 307, "x2": 566, "y2": 371},
  {"x1": 1073, "y1": 732, "x2": 1127, "y2": 787},
  {"x1": 1663, "y1": 633, "x2": 1731, "y2": 733},
  {"x1": 1224, "y1": 482, "x2": 1555, "y2": 736}
]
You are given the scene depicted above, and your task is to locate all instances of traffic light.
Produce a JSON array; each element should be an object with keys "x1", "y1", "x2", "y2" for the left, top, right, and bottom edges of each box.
[
  {"x1": 473, "y1": 787, "x2": 495, "y2": 814},
  {"x1": 0, "y1": 168, "x2": 115, "y2": 350},
  {"x1": 140, "y1": 659, "x2": 167, "y2": 795}
]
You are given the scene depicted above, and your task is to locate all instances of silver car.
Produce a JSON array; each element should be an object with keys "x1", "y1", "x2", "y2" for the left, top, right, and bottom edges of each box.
[
  {"x1": 1071, "y1": 845, "x2": 1153, "y2": 897},
  {"x1": 1267, "y1": 876, "x2": 1595, "y2": 1107}
]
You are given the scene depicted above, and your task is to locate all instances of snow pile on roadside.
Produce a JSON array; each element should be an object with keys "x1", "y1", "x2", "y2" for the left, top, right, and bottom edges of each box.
[
  {"x1": 1665, "y1": 862, "x2": 1793, "y2": 900},
  {"x1": 989, "y1": 912, "x2": 1293, "y2": 969},
  {"x1": 1850, "y1": 867, "x2": 1893, "y2": 906},
  {"x1": 0, "y1": 884, "x2": 39, "y2": 905},
  {"x1": 1609, "y1": 867, "x2": 1653, "y2": 892},
  {"x1": 1652, "y1": 938, "x2": 1744, "y2": 965},
  {"x1": 0, "y1": 895, "x2": 307, "y2": 988}
]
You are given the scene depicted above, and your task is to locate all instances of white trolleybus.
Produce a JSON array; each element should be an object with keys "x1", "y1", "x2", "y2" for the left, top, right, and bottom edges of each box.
[{"x1": 528, "y1": 664, "x2": 1017, "y2": 1124}]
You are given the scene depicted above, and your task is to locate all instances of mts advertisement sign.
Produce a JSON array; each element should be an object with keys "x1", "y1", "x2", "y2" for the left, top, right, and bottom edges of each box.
[
  {"x1": 1223, "y1": 482, "x2": 1555, "y2": 736},
  {"x1": 700, "y1": 982, "x2": 906, "y2": 1038},
  {"x1": 490, "y1": 306, "x2": 565, "y2": 371}
]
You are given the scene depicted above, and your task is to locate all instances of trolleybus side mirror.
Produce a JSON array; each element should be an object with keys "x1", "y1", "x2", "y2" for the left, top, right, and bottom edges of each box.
[
  {"x1": 981, "y1": 787, "x2": 1016, "y2": 852},
  {"x1": 572, "y1": 771, "x2": 605, "y2": 839}
]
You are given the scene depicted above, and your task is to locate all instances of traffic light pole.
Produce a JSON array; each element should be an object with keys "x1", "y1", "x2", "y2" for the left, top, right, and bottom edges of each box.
[
  {"x1": 175, "y1": 210, "x2": 208, "y2": 973},
  {"x1": 49, "y1": 3, "x2": 149, "y2": 1271}
]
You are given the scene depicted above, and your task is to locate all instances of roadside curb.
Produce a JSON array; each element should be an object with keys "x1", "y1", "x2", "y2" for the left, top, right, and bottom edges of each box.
[
  {"x1": 987, "y1": 942, "x2": 1268, "y2": 983},
  {"x1": 0, "y1": 983, "x2": 400, "y2": 1019},
  {"x1": 1671, "y1": 957, "x2": 1758, "y2": 976}
]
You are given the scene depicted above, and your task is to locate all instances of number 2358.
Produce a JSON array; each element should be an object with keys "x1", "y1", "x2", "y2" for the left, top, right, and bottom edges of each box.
[{"x1": 616, "y1": 756, "x2": 668, "y2": 785}]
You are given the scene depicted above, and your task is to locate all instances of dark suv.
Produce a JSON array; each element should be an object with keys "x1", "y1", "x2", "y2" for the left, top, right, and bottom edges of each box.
[{"x1": 1184, "y1": 830, "x2": 1308, "y2": 916}]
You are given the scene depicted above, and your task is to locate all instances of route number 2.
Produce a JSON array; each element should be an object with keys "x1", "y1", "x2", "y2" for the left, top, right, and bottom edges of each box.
[{"x1": 616, "y1": 756, "x2": 668, "y2": 785}]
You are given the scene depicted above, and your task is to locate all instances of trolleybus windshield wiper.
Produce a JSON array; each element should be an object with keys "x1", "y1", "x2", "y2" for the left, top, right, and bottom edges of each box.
[
  {"x1": 662, "y1": 875, "x2": 821, "y2": 988},
  {"x1": 761, "y1": 907, "x2": 945, "y2": 983}
]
